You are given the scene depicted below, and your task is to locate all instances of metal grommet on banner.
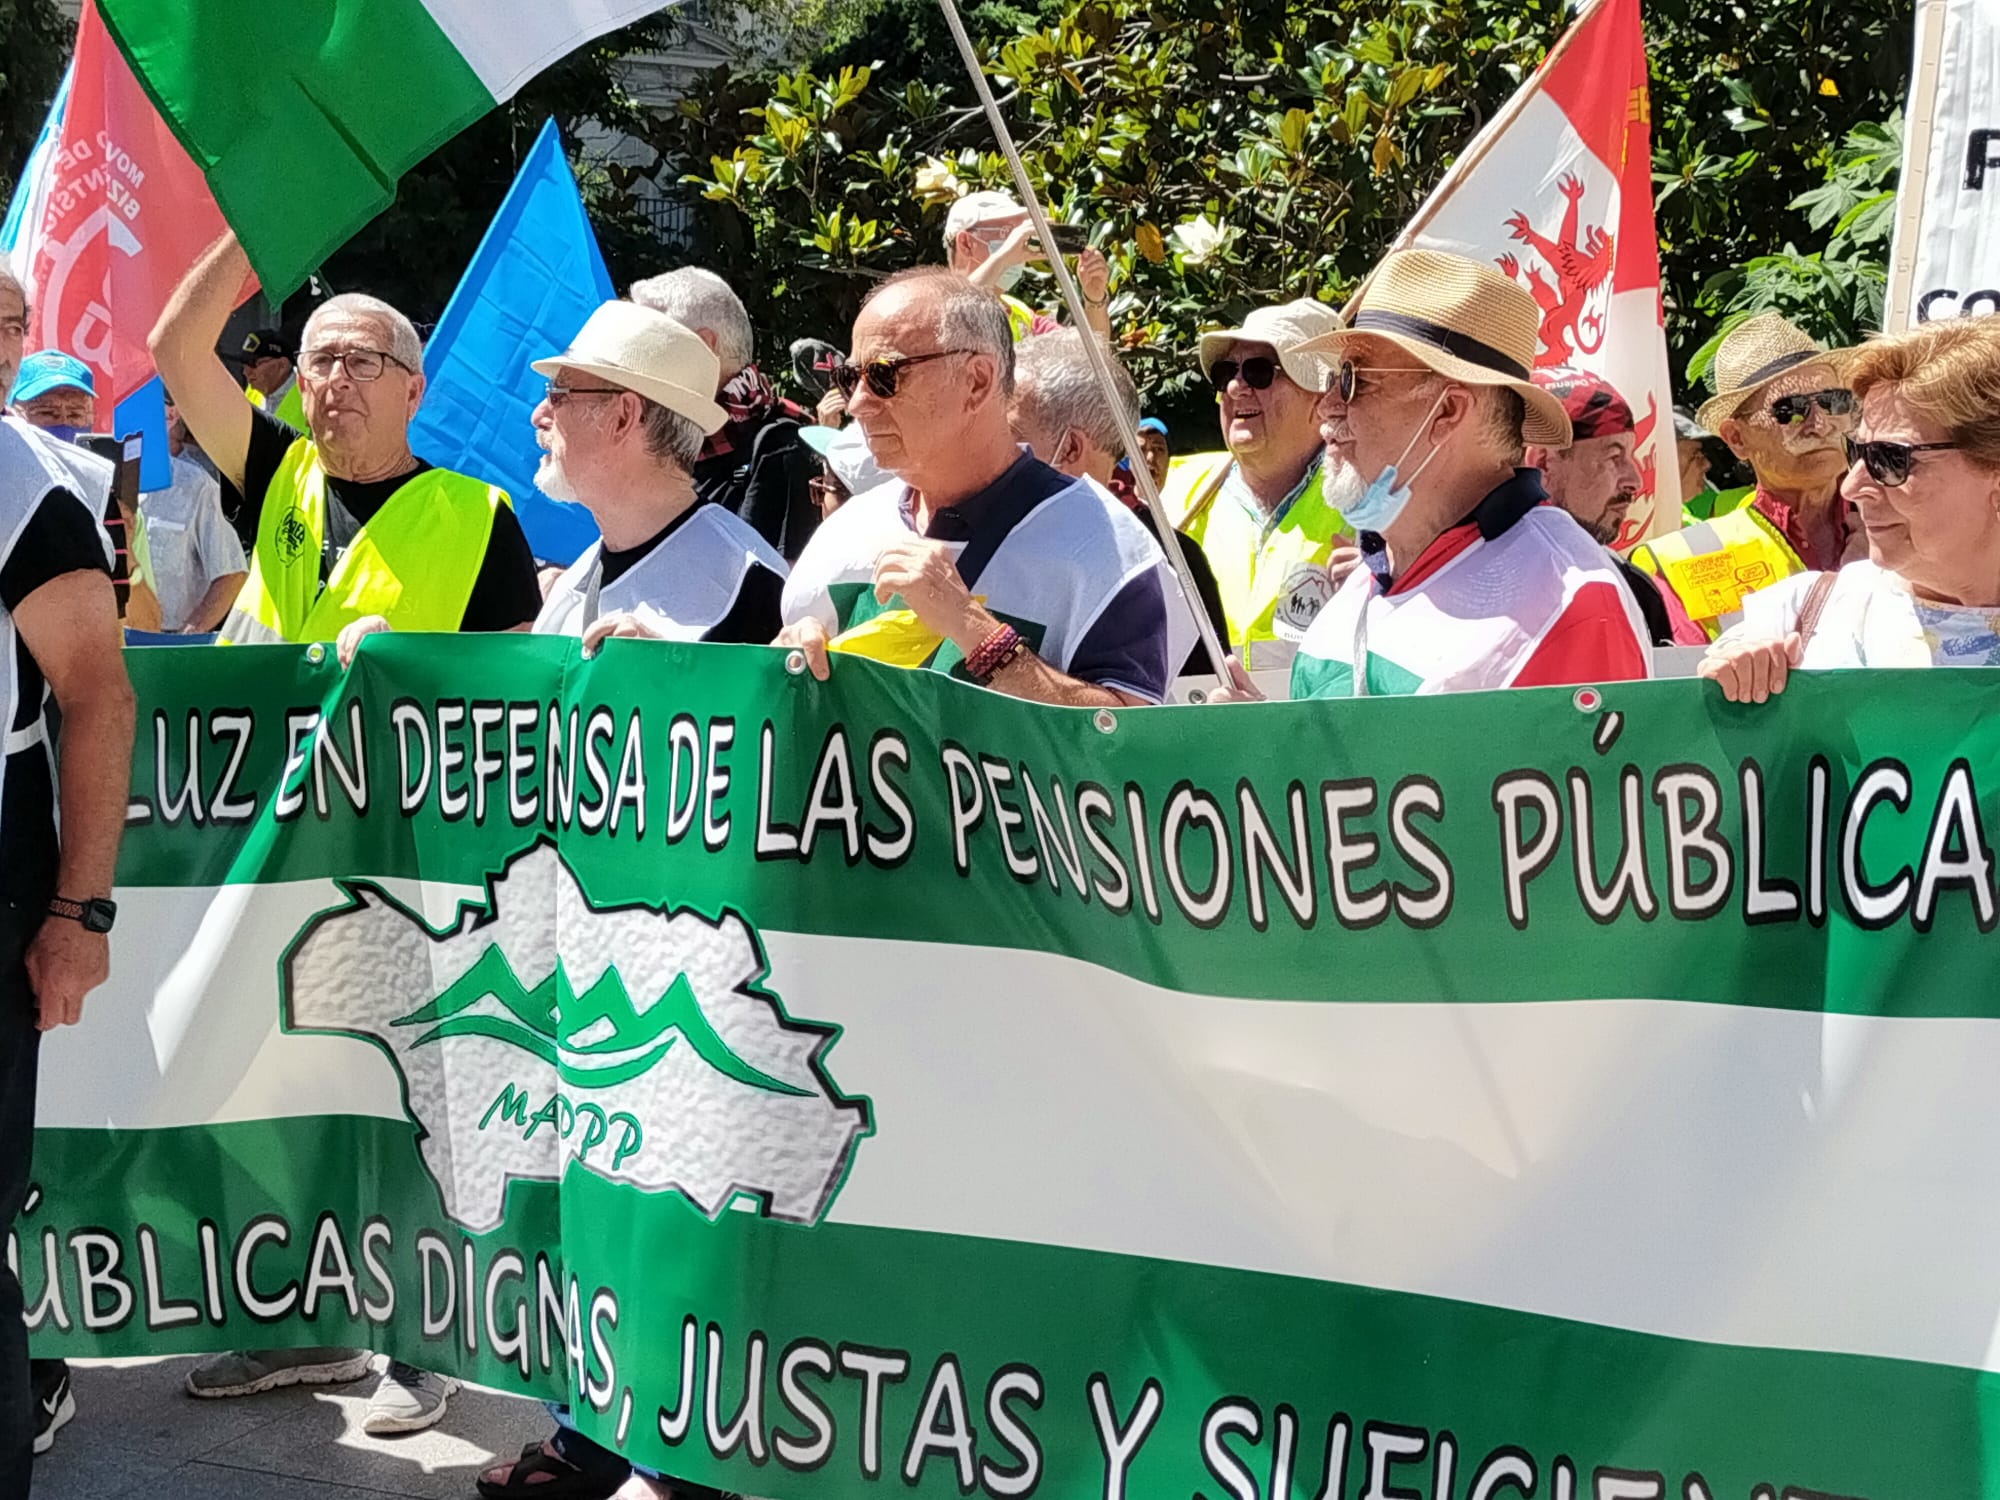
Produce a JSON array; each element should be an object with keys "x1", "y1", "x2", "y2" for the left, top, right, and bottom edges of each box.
[
  {"x1": 784, "y1": 650, "x2": 808, "y2": 676},
  {"x1": 1572, "y1": 687, "x2": 1602, "y2": 713},
  {"x1": 306, "y1": 643, "x2": 327, "y2": 666},
  {"x1": 1092, "y1": 708, "x2": 1118, "y2": 735}
]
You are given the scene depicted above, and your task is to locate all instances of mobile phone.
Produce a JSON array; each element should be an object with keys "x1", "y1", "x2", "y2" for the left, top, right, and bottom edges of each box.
[
  {"x1": 77, "y1": 433, "x2": 142, "y2": 516},
  {"x1": 1034, "y1": 223, "x2": 1091, "y2": 258}
]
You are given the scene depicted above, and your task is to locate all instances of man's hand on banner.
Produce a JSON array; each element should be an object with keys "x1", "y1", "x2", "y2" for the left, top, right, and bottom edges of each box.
[
  {"x1": 1205, "y1": 655, "x2": 1267, "y2": 704},
  {"x1": 1698, "y1": 631, "x2": 1803, "y2": 703},
  {"x1": 336, "y1": 615, "x2": 392, "y2": 669},
  {"x1": 774, "y1": 616, "x2": 834, "y2": 681},
  {"x1": 28, "y1": 918, "x2": 108, "y2": 1032},
  {"x1": 581, "y1": 610, "x2": 670, "y2": 658}
]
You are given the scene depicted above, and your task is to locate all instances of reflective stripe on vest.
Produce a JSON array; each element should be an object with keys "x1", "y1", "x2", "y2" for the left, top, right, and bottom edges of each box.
[
  {"x1": 219, "y1": 439, "x2": 503, "y2": 646},
  {"x1": 1627, "y1": 505, "x2": 1803, "y2": 640}
]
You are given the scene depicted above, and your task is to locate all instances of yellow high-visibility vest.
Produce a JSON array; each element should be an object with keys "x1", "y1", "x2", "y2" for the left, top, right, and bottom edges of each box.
[
  {"x1": 1626, "y1": 502, "x2": 1804, "y2": 640},
  {"x1": 1165, "y1": 452, "x2": 1348, "y2": 658},
  {"x1": 248, "y1": 380, "x2": 309, "y2": 434},
  {"x1": 218, "y1": 438, "x2": 503, "y2": 645}
]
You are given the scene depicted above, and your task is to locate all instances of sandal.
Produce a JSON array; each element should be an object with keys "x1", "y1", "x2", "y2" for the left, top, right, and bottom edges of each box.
[{"x1": 476, "y1": 1439, "x2": 627, "y2": 1500}]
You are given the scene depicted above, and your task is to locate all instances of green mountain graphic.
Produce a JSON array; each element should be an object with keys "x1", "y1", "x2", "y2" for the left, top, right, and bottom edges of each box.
[{"x1": 391, "y1": 944, "x2": 808, "y2": 1095}]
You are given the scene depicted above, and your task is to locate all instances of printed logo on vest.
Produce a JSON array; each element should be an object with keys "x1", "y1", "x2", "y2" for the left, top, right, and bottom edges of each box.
[
  {"x1": 281, "y1": 843, "x2": 872, "y2": 1232},
  {"x1": 1273, "y1": 562, "x2": 1336, "y2": 639},
  {"x1": 277, "y1": 508, "x2": 312, "y2": 565}
]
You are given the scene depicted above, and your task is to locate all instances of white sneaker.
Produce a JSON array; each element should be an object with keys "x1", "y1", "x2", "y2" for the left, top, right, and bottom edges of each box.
[
  {"x1": 363, "y1": 1361, "x2": 459, "y2": 1434},
  {"x1": 185, "y1": 1347, "x2": 374, "y2": 1398}
]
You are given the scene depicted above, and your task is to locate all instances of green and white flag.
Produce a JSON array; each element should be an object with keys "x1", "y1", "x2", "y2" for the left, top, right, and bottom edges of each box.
[
  {"x1": 32, "y1": 638, "x2": 2000, "y2": 1497},
  {"x1": 96, "y1": 0, "x2": 674, "y2": 295}
]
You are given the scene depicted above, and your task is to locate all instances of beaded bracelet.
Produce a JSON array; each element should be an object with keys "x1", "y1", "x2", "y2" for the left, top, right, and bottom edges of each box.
[{"x1": 965, "y1": 623, "x2": 1025, "y2": 684}]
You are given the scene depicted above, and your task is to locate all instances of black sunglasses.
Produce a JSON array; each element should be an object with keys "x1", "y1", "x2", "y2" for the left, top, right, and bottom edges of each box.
[
  {"x1": 1845, "y1": 436, "x2": 1960, "y2": 488},
  {"x1": 832, "y1": 349, "x2": 973, "y2": 399},
  {"x1": 1768, "y1": 388, "x2": 1854, "y2": 426},
  {"x1": 1209, "y1": 356, "x2": 1279, "y2": 392}
]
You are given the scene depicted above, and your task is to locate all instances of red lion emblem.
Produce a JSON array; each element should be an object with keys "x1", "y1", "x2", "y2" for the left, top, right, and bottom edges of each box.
[{"x1": 1495, "y1": 174, "x2": 1614, "y2": 368}]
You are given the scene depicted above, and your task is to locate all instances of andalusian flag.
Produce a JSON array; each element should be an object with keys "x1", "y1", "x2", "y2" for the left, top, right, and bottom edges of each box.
[{"x1": 96, "y1": 0, "x2": 674, "y2": 295}]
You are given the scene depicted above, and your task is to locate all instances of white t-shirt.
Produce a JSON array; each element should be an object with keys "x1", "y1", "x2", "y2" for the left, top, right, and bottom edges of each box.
[
  {"x1": 1726, "y1": 561, "x2": 1987, "y2": 670},
  {"x1": 135, "y1": 456, "x2": 246, "y2": 632}
]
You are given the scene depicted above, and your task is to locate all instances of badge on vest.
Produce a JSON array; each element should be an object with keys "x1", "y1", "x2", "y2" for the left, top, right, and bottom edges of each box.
[
  {"x1": 1273, "y1": 562, "x2": 1336, "y2": 640},
  {"x1": 277, "y1": 508, "x2": 312, "y2": 565}
]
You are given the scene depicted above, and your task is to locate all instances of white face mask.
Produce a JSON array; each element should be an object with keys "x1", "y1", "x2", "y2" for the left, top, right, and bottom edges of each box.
[{"x1": 1326, "y1": 388, "x2": 1450, "y2": 535}]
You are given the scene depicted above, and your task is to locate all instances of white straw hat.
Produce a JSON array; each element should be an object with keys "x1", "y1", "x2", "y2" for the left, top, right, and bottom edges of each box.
[
  {"x1": 1295, "y1": 249, "x2": 1572, "y2": 448},
  {"x1": 1198, "y1": 299, "x2": 1343, "y2": 392},
  {"x1": 532, "y1": 301, "x2": 728, "y2": 434},
  {"x1": 1695, "y1": 312, "x2": 1840, "y2": 431}
]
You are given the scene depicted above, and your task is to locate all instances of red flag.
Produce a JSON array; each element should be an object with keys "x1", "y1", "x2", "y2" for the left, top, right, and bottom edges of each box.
[
  {"x1": 1402, "y1": 0, "x2": 1678, "y2": 545},
  {"x1": 22, "y1": 2, "x2": 247, "y2": 420}
]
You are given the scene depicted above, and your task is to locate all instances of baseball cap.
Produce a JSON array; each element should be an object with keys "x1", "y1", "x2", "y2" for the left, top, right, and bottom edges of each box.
[
  {"x1": 1532, "y1": 367, "x2": 1634, "y2": 440},
  {"x1": 944, "y1": 190, "x2": 1025, "y2": 241},
  {"x1": 1138, "y1": 417, "x2": 1168, "y2": 436},
  {"x1": 237, "y1": 329, "x2": 291, "y2": 362},
  {"x1": 1672, "y1": 406, "x2": 1711, "y2": 443},
  {"x1": 8, "y1": 350, "x2": 96, "y2": 406},
  {"x1": 798, "y1": 424, "x2": 888, "y2": 495}
]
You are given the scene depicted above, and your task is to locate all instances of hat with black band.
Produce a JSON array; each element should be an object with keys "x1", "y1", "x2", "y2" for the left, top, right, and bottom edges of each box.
[
  {"x1": 1695, "y1": 313, "x2": 1845, "y2": 432},
  {"x1": 1294, "y1": 249, "x2": 1572, "y2": 448}
]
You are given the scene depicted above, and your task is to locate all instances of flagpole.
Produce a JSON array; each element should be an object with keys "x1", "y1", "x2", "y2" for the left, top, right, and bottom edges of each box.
[
  {"x1": 932, "y1": 0, "x2": 1233, "y2": 682},
  {"x1": 1343, "y1": 0, "x2": 1615, "y2": 315},
  {"x1": 1882, "y1": 0, "x2": 1950, "y2": 332}
]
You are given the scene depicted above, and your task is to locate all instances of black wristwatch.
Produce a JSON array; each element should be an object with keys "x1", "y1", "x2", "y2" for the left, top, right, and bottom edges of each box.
[{"x1": 48, "y1": 896, "x2": 117, "y2": 934}]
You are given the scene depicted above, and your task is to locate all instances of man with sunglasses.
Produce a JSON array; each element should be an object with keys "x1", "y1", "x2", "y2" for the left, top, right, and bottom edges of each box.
[
  {"x1": 151, "y1": 232, "x2": 540, "y2": 1427},
  {"x1": 1218, "y1": 250, "x2": 1650, "y2": 700},
  {"x1": 152, "y1": 232, "x2": 541, "y2": 652},
  {"x1": 779, "y1": 267, "x2": 1185, "y2": 705},
  {"x1": 1629, "y1": 314, "x2": 1861, "y2": 639},
  {"x1": 1163, "y1": 300, "x2": 1354, "y2": 666}
]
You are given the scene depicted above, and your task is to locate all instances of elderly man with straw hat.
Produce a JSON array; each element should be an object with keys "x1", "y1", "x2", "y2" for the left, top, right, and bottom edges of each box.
[
  {"x1": 1627, "y1": 313, "x2": 1860, "y2": 639},
  {"x1": 1217, "y1": 249, "x2": 1651, "y2": 700},
  {"x1": 1163, "y1": 299, "x2": 1356, "y2": 664}
]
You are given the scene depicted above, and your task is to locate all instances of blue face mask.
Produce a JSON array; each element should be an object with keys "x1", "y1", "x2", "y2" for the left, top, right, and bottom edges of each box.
[{"x1": 1333, "y1": 389, "x2": 1450, "y2": 536}]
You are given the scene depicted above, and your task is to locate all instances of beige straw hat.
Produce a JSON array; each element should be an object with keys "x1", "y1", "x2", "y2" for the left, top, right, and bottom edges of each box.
[
  {"x1": 532, "y1": 301, "x2": 728, "y2": 434},
  {"x1": 1295, "y1": 250, "x2": 1571, "y2": 448},
  {"x1": 1198, "y1": 299, "x2": 1345, "y2": 392},
  {"x1": 1694, "y1": 313, "x2": 1838, "y2": 432}
]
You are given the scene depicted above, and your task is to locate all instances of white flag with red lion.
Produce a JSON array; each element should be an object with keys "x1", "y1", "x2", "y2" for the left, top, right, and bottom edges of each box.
[{"x1": 1401, "y1": 0, "x2": 1678, "y2": 545}]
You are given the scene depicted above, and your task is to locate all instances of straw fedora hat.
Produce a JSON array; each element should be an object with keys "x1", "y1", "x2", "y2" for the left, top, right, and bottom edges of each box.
[
  {"x1": 1294, "y1": 250, "x2": 1570, "y2": 448},
  {"x1": 532, "y1": 301, "x2": 728, "y2": 434},
  {"x1": 1694, "y1": 312, "x2": 1839, "y2": 432},
  {"x1": 1198, "y1": 299, "x2": 1343, "y2": 392}
]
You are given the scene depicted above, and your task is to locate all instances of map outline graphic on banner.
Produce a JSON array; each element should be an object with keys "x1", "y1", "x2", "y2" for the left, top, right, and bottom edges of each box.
[{"x1": 279, "y1": 841, "x2": 874, "y2": 1234}]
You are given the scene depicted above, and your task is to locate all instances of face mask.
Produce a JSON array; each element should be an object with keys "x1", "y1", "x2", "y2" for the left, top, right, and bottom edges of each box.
[{"x1": 1333, "y1": 389, "x2": 1450, "y2": 535}]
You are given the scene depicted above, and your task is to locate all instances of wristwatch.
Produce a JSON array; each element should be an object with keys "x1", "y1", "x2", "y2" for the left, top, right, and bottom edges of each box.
[{"x1": 48, "y1": 895, "x2": 117, "y2": 934}]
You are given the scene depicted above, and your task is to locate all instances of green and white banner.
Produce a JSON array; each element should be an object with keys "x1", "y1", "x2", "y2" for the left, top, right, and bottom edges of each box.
[{"x1": 27, "y1": 638, "x2": 2000, "y2": 1497}]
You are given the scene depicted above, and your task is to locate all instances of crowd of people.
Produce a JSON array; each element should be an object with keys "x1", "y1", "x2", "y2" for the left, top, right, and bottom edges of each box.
[{"x1": 2, "y1": 178, "x2": 2000, "y2": 1494}]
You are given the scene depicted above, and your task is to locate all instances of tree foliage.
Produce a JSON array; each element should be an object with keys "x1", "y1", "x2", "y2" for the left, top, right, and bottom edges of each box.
[
  {"x1": 0, "y1": 0, "x2": 72, "y2": 208},
  {"x1": 632, "y1": 0, "x2": 1913, "y2": 419}
]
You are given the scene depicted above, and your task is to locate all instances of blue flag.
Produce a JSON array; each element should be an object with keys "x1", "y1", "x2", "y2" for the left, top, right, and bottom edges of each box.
[
  {"x1": 410, "y1": 119, "x2": 613, "y2": 566},
  {"x1": 115, "y1": 378, "x2": 171, "y2": 493}
]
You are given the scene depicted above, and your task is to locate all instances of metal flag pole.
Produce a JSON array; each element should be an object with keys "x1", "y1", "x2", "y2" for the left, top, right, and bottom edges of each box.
[{"x1": 931, "y1": 0, "x2": 1233, "y2": 680}]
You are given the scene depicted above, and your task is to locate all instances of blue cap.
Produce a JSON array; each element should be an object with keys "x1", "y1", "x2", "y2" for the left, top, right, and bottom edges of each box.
[
  {"x1": 9, "y1": 351, "x2": 95, "y2": 406},
  {"x1": 1137, "y1": 416, "x2": 1168, "y2": 436}
]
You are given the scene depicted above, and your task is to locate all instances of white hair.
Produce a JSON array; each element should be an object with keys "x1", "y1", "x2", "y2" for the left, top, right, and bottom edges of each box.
[
  {"x1": 304, "y1": 293, "x2": 423, "y2": 372},
  {"x1": 863, "y1": 267, "x2": 1015, "y2": 397},
  {"x1": 941, "y1": 190, "x2": 1022, "y2": 254},
  {"x1": 628, "y1": 268, "x2": 753, "y2": 381},
  {"x1": 1012, "y1": 329, "x2": 1138, "y2": 458},
  {"x1": 640, "y1": 399, "x2": 706, "y2": 471}
]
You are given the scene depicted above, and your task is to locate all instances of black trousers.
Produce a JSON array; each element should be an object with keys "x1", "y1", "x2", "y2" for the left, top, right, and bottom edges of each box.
[{"x1": 0, "y1": 908, "x2": 41, "y2": 1493}]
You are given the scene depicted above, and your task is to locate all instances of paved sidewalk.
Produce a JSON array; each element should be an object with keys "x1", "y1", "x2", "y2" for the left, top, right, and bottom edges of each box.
[{"x1": 35, "y1": 1356, "x2": 540, "y2": 1499}]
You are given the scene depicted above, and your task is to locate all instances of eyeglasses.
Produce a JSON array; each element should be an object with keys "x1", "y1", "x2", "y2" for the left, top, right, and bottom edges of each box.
[
  {"x1": 832, "y1": 350, "x2": 974, "y2": 400},
  {"x1": 300, "y1": 348, "x2": 410, "y2": 382},
  {"x1": 543, "y1": 381, "x2": 629, "y2": 408},
  {"x1": 1209, "y1": 357, "x2": 1279, "y2": 392},
  {"x1": 1335, "y1": 361, "x2": 1435, "y2": 404},
  {"x1": 1767, "y1": 388, "x2": 1854, "y2": 426},
  {"x1": 1845, "y1": 436, "x2": 1960, "y2": 487}
]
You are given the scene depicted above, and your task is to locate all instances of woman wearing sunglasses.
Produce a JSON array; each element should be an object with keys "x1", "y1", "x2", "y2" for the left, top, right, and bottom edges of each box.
[{"x1": 1700, "y1": 318, "x2": 2000, "y2": 701}]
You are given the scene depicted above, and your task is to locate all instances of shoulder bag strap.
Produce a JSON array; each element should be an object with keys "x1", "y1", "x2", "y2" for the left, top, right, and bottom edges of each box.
[{"x1": 1793, "y1": 571, "x2": 1838, "y2": 647}]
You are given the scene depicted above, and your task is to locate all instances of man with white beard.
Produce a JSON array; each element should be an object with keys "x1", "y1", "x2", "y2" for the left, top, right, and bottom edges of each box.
[
  {"x1": 338, "y1": 300, "x2": 785, "y2": 670},
  {"x1": 1214, "y1": 250, "x2": 1651, "y2": 701}
]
